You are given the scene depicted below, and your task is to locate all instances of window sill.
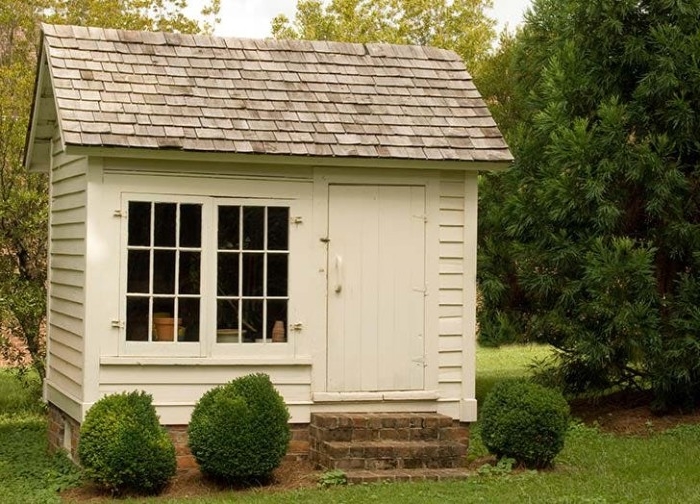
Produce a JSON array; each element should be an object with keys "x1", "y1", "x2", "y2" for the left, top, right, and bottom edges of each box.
[{"x1": 100, "y1": 356, "x2": 312, "y2": 366}]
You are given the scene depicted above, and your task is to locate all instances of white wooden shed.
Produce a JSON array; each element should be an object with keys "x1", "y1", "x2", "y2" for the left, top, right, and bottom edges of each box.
[{"x1": 25, "y1": 24, "x2": 511, "y2": 448}]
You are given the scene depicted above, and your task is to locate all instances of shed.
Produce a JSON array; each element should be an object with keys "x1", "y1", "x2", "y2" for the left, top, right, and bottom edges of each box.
[{"x1": 26, "y1": 24, "x2": 511, "y2": 459}]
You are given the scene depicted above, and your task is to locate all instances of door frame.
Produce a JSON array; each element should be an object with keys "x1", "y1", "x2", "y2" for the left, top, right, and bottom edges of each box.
[{"x1": 309, "y1": 168, "x2": 441, "y2": 399}]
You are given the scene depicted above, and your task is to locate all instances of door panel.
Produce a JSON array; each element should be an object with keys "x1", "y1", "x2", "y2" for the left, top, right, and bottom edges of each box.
[{"x1": 327, "y1": 185, "x2": 425, "y2": 392}]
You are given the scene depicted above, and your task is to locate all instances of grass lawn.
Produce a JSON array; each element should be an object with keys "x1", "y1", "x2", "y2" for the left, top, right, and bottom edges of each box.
[
  {"x1": 474, "y1": 343, "x2": 552, "y2": 403},
  {"x1": 2, "y1": 346, "x2": 700, "y2": 503},
  {"x1": 0, "y1": 370, "x2": 81, "y2": 504}
]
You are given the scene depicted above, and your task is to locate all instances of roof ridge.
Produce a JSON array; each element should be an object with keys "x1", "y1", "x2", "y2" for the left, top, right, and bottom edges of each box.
[{"x1": 40, "y1": 22, "x2": 459, "y2": 61}]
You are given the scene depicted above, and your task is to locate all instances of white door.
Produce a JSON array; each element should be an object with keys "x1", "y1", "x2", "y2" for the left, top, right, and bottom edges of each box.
[{"x1": 327, "y1": 185, "x2": 426, "y2": 392}]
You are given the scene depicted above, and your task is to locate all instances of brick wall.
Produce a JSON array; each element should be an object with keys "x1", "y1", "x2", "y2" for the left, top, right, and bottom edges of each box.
[
  {"x1": 47, "y1": 402, "x2": 80, "y2": 462},
  {"x1": 47, "y1": 403, "x2": 312, "y2": 471},
  {"x1": 165, "y1": 424, "x2": 310, "y2": 470}
]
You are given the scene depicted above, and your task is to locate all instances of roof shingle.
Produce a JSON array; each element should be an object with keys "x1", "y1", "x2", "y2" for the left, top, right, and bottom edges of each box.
[{"x1": 40, "y1": 23, "x2": 512, "y2": 163}]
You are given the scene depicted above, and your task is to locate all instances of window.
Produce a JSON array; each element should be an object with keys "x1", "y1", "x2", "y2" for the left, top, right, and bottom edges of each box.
[
  {"x1": 217, "y1": 206, "x2": 289, "y2": 344},
  {"x1": 125, "y1": 201, "x2": 202, "y2": 343},
  {"x1": 122, "y1": 196, "x2": 296, "y2": 356}
]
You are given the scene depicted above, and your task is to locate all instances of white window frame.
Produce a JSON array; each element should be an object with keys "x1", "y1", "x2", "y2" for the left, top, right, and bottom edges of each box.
[{"x1": 119, "y1": 193, "x2": 305, "y2": 358}]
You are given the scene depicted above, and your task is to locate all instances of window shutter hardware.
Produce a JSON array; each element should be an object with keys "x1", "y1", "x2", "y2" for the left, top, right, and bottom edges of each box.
[
  {"x1": 111, "y1": 319, "x2": 124, "y2": 328},
  {"x1": 113, "y1": 209, "x2": 126, "y2": 218},
  {"x1": 291, "y1": 216, "x2": 303, "y2": 224},
  {"x1": 290, "y1": 323, "x2": 303, "y2": 332}
]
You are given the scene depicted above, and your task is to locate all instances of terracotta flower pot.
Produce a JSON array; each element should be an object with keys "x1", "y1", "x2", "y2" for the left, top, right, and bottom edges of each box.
[{"x1": 154, "y1": 317, "x2": 181, "y2": 342}]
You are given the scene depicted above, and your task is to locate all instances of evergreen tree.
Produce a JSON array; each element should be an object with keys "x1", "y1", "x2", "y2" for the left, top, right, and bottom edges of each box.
[{"x1": 479, "y1": 0, "x2": 700, "y2": 409}]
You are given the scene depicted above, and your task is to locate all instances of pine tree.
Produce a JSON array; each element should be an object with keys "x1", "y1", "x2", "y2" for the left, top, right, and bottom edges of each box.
[{"x1": 478, "y1": 0, "x2": 700, "y2": 409}]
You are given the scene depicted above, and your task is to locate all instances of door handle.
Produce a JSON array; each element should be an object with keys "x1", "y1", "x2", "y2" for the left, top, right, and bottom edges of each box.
[{"x1": 335, "y1": 255, "x2": 343, "y2": 293}]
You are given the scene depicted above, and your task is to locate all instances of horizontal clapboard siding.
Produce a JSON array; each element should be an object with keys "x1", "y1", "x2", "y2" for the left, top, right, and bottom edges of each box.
[
  {"x1": 438, "y1": 172, "x2": 466, "y2": 404},
  {"x1": 48, "y1": 138, "x2": 86, "y2": 403},
  {"x1": 99, "y1": 364, "x2": 312, "y2": 423}
]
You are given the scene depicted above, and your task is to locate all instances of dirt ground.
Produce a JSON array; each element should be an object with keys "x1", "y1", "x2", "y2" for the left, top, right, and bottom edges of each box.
[
  {"x1": 62, "y1": 391, "x2": 700, "y2": 502},
  {"x1": 569, "y1": 390, "x2": 700, "y2": 436},
  {"x1": 62, "y1": 460, "x2": 322, "y2": 502}
]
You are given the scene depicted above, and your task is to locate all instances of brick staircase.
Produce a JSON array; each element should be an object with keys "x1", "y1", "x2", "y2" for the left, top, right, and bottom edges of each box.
[{"x1": 309, "y1": 412, "x2": 471, "y2": 483}]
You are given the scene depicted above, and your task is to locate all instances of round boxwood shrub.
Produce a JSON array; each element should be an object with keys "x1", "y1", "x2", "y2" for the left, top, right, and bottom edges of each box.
[
  {"x1": 480, "y1": 380, "x2": 570, "y2": 468},
  {"x1": 77, "y1": 391, "x2": 176, "y2": 495},
  {"x1": 188, "y1": 373, "x2": 290, "y2": 483}
]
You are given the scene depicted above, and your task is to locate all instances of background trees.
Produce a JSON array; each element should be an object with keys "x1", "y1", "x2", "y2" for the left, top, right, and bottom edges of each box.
[
  {"x1": 272, "y1": 0, "x2": 496, "y2": 72},
  {"x1": 0, "y1": 0, "x2": 218, "y2": 379},
  {"x1": 477, "y1": 0, "x2": 700, "y2": 409}
]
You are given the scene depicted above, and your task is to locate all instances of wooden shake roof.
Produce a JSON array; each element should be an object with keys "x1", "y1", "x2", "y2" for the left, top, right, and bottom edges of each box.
[{"x1": 30, "y1": 23, "x2": 512, "y2": 164}]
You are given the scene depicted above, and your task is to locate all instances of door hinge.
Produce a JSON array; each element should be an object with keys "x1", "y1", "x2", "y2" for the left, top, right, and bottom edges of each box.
[{"x1": 111, "y1": 319, "x2": 124, "y2": 329}]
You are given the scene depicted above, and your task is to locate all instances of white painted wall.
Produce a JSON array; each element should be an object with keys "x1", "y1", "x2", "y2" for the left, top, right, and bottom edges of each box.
[
  {"x1": 50, "y1": 154, "x2": 479, "y2": 424},
  {"x1": 45, "y1": 135, "x2": 87, "y2": 421}
]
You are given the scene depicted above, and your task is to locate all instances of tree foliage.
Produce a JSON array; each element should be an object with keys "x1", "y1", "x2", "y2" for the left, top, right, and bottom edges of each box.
[
  {"x1": 272, "y1": 0, "x2": 496, "y2": 71},
  {"x1": 478, "y1": 0, "x2": 700, "y2": 409},
  {"x1": 0, "y1": 0, "x2": 218, "y2": 379}
]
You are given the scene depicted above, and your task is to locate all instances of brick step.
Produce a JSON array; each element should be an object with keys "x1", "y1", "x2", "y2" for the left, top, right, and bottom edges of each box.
[
  {"x1": 345, "y1": 467, "x2": 471, "y2": 484},
  {"x1": 313, "y1": 439, "x2": 467, "y2": 470},
  {"x1": 310, "y1": 412, "x2": 467, "y2": 443}
]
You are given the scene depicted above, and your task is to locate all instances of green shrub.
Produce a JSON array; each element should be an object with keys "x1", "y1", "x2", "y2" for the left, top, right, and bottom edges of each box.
[
  {"x1": 77, "y1": 391, "x2": 176, "y2": 495},
  {"x1": 480, "y1": 380, "x2": 569, "y2": 468},
  {"x1": 188, "y1": 373, "x2": 290, "y2": 484}
]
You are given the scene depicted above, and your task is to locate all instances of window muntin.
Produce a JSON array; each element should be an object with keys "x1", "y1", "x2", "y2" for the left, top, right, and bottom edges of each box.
[
  {"x1": 216, "y1": 206, "x2": 289, "y2": 344},
  {"x1": 125, "y1": 201, "x2": 202, "y2": 343}
]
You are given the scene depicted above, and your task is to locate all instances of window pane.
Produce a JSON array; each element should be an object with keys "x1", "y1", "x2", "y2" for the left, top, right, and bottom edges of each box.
[
  {"x1": 267, "y1": 253, "x2": 288, "y2": 297},
  {"x1": 153, "y1": 298, "x2": 175, "y2": 342},
  {"x1": 127, "y1": 250, "x2": 150, "y2": 293},
  {"x1": 153, "y1": 250, "x2": 175, "y2": 294},
  {"x1": 180, "y1": 204, "x2": 202, "y2": 248},
  {"x1": 178, "y1": 297, "x2": 200, "y2": 342},
  {"x1": 267, "y1": 207, "x2": 289, "y2": 250},
  {"x1": 154, "y1": 203, "x2": 176, "y2": 247},
  {"x1": 218, "y1": 206, "x2": 240, "y2": 250},
  {"x1": 126, "y1": 297, "x2": 149, "y2": 341},
  {"x1": 217, "y1": 299, "x2": 240, "y2": 343},
  {"x1": 267, "y1": 300, "x2": 287, "y2": 343},
  {"x1": 179, "y1": 252, "x2": 200, "y2": 295},
  {"x1": 242, "y1": 299, "x2": 263, "y2": 342},
  {"x1": 242, "y1": 253, "x2": 264, "y2": 296},
  {"x1": 217, "y1": 252, "x2": 239, "y2": 296},
  {"x1": 243, "y1": 206, "x2": 264, "y2": 250},
  {"x1": 128, "y1": 202, "x2": 151, "y2": 246}
]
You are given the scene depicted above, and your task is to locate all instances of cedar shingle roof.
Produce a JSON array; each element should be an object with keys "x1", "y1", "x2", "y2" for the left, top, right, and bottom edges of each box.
[{"x1": 38, "y1": 23, "x2": 512, "y2": 163}]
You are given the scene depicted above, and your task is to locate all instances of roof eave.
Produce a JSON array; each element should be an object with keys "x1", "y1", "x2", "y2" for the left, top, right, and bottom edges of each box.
[
  {"x1": 64, "y1": 144, "x2": 513, "y2": 171},
  {"x1": 24, "y1": 35, "x2": 48, "y2": 172}
]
